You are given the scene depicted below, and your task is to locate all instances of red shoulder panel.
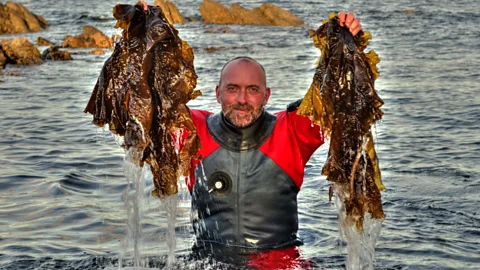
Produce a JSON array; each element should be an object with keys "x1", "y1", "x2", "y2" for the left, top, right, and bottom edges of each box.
[
  {"x1": 260, "y1": 110, "x2": 324, "y2": 189},
  {"x1": 187, "y1": 109, "x2": 219, "y2": 192}
]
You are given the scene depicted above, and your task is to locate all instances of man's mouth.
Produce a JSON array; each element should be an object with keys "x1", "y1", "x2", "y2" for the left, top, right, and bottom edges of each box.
[{"x1": 233, "y1": 104, "x2": 252, "y2": 112}]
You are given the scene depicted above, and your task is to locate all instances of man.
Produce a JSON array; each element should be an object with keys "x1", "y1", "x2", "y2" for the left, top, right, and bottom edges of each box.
[
  {"x1": 182, "y1": 12, "x2": 362, "y2": 267},
  {"x1": 187, "y1": 56, "x2": 324, "y2": 267},
  {"x1": 139, "y1": 2, "x2": 362, "y2": 266}
]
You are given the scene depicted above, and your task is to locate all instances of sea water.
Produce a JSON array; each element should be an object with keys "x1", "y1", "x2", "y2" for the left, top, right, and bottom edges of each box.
[{"x1": 1, "y1": 0, "x2": 479, "y2": 269}]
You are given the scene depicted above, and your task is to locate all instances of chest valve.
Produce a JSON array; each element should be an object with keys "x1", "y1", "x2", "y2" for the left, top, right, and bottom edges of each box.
[{"x1": 207, "y1": 171, "x2": 232, "y2": 196}]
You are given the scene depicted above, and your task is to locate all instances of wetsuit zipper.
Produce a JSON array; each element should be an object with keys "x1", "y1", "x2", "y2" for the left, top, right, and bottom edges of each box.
[{"x1": 235, "y1": 151, "x2": 242, "y2": 246}]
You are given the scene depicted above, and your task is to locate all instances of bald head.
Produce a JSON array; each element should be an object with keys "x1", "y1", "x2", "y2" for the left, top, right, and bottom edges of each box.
[{"x1": 219, "y1": 56, "x2": 267, "y2": 87}]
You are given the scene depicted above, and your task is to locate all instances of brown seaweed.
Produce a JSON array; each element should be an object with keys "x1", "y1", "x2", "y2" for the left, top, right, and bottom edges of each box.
[
  {"x1": 297, "y1": 13, "x2": 385, "y2": 232},
  {"x1": 84, "y1": 2, "x2": 201, "y2": 198}
]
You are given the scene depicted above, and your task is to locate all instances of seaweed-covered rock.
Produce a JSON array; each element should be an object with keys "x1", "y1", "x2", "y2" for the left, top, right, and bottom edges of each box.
[
  {"x1": 154, "y1": 0, "x2": 185, "y2": 24},
  {"x1": 62, "y1": 25, "x2": 112, "y2": 49},
  {"x1": 36, "y1": 37, "x2": 55, "y2": 46},
  {"x1": 0, "y1": 2, "x2": 48, "y2": 34},
  {"x1": 0, "y1": 37, "x2": 44, "y2": 65},
  {"x1": 199, "y1": 0, "x2": 304, "y2": 26},
  {"x1": 42, "y1": 46, "x2": 73, "y2": 61}
]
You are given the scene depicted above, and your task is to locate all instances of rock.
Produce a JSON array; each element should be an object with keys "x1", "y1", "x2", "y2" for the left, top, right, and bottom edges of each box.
[
  {"x1": 154, "y1": 0, "x2": 185, "y2": 24},
  {"x1": 0, "y1": 2, "x2": 48, "y2": 34},
  {"x1": 42, "y1": 46, "x2": 73, "y2": 61},
  {"x1": 0, "y1": 47, "x2": 6, "y2": 69},
  {"x1": 204, "y1": 25, "x2": 234, "y2": 34},
  {"x1": 204, "y1": 45, "x2": 250, "y2": 53},
  {"x1": 186, "y1": 16, "x2": 200, "y2": 22},
  {"x1": 0, "y1": 71, "x2": 21, "y2": 76},
  {"x1": 62, "y1": 25, "x2": 112, "y2": 49},
  {"x1": 0, "y1": 37, "x2": 44, "y2": 65},
  {"x1": 230, "y1": 3, "x2": 271, "y2": 25},
  {"x1": 258, "y1": 3, "x2": 304, "y2": 26},
  {"x1": 199, "y1": 0, "x2": 234, "y2": 25},
  {"x1": 199, "y1": 0, "x2": 304, "y2": 26},
  {"x1": 36, "y1": 37, "x2": 55, "y2": 46},
  {"x1": 90, "y1": 48, "x2": 105, "y2": 55}
]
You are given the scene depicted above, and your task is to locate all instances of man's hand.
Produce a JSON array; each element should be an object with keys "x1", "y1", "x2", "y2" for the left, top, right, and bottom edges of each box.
[
  {"x1": 338, "y1": 11, "x2": 361, "y2": 36},
  {"x1": 139, "y1": 0, "x2": 148, "y2": 10}
]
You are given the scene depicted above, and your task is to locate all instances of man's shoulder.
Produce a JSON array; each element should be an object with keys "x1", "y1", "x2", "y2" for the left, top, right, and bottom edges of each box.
[
  {"x1": 190, "y1": 108, "x2": 213, "y2": 120},
  {"x1": 271, "y1": 98, "x2": 303, "y2": 117}
]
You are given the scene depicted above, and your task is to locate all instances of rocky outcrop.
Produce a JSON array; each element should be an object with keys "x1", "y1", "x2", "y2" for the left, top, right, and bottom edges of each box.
[
  {"x1": 258, "y1": 3, "x2": 305, "y2": 26},
  {"x1": 62, "y1": 26, "x2": 112, "y2": 49},
  {"x1": 204, "y1": 45, "x2": 250, "y2": 53},
  {"x1": 90, "y1": 48, "x2": 105, "y2": 55},
  {"x1": 204, "y1": 25, "x2": 234, "y2": 34},
  {"x1": 0, "y1": 48, "x2": 6, "y2": 69},
  {"x1": 0, "y1": 37, "x2": 43, "y2": 65},
  {"x1": 0, "y1": 2, "x2": 48, "y2": 34},
  {"x1": 42, "y1": 46, "x2": 73, "y2": 61},
  {"x1": 36, "y1": 37, "x2": 55, "y2": 46},
  {"x1": 154, "y1": 0, "x2": 185, "y2": 24},
  {"x1": 199, "y1": 0, "x2": 304, "y2": 26}
]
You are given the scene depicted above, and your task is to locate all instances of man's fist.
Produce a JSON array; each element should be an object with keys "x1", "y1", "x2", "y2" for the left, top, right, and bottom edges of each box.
[{"x1": 338, "y1": 11, "x2": 362, "y2": 36}]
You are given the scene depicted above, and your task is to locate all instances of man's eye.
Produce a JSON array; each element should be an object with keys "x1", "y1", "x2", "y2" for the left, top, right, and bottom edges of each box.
[
  {"x1": 248, "y1": 88, "x2": 259, "y2": 93},
  {"x1": 226, "y1": 87, "x2": 237, "y2": 92}
]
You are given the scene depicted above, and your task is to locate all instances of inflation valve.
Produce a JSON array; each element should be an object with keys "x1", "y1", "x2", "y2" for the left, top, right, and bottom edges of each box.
[{"x1": 207, "y1": 171, "x2": 232, "y2": 196}]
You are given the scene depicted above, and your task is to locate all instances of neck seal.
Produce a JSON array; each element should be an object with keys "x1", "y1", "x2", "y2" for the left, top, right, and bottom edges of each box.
[{"x1": 206, "y1": 110, "x2": 276, "y2": 152}]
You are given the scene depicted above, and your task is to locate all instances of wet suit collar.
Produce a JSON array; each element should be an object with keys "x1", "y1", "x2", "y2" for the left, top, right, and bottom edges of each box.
[{"x1": 206, "y1": 110, "x2": 276, "y2": 152}]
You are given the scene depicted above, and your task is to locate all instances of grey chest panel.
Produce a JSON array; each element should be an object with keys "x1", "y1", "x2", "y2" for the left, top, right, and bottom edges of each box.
[{"x1": 192, "y1": 147, "x2": 300, "y2": 249}]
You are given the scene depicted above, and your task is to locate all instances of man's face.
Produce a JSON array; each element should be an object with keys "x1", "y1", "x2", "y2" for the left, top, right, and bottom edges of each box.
[{"x1": 216, "y1": 59, "x2": 271, "y2": 128}]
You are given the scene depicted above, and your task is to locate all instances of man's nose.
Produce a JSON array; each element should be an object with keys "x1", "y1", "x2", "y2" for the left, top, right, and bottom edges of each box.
[{"x1": 236, "y1": 89, "x2": 246, "y2": 104}]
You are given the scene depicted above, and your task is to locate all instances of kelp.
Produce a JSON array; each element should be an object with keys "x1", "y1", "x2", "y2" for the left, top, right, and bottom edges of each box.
[
  {"x1": 84, "y1": 2, "x2": 201, "y2": 198},
  {"x1": 297, "y1": 13, "x2": 385, "y2": 232}
]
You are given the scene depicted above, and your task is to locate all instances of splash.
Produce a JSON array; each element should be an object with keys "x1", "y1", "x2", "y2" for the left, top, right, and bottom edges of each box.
[
  {"x1": 112, "y1": 129, "x2": 184, "y2": 268},
  {"x1": 334, "y1": 184, "x2": 383, "y2": 270},
  {"x1": 120, "y1": 149, "x2": 148, "y2": 268},
  {"x1": 162, "y1": 194, "x2": 178, "y2": 267}
]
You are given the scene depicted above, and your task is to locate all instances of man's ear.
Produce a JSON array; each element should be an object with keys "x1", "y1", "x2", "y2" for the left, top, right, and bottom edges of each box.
[
  {"x1": 215, "y1": 85, "x2": 221, "y2": 103},
  {"x1": 263, "y1": 87, "x2": 271, "y2": 106}
]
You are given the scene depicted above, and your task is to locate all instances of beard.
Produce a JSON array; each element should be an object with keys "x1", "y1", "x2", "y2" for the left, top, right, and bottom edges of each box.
[{"x1": 222, "y1": 102, "x2": 264, "y2": 128}]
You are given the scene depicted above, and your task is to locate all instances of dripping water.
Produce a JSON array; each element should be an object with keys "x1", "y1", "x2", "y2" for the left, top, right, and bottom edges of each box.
[
  {"x1": 332, "y1": 134, "x2": 383, "y2": 270},
  {"x1": 120, "y1": 149, "x2": 148, "y2": 268}
]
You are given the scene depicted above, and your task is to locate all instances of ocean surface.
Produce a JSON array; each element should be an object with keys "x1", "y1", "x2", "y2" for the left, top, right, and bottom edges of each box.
[{"x1": 1, "y1": 0, "x2": 479, "y2": 269}]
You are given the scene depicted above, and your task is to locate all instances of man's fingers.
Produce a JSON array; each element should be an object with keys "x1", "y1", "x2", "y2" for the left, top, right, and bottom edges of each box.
[
  {"x1": 345, "y1": 12, "x2": 355, "y2": 28},
  {"x1": 140, "y1": 1, "x2": 148, "y2": 10},
  {"x1": 349, "y1": 18, "x2": 360, "y2": 32},
  {"x1": 350, "y1": 25, "x2": 361, "y2": 36},
  {"x1": 338, "y1": 11, "x2": 346, "y2": 26},
  {"x1": 338, "y1": 12, "x2": 362, "y2": 36}
]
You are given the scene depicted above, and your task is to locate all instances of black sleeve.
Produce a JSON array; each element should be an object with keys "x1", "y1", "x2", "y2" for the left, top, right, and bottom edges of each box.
[{"x1": 286, "y1": 98, "x2": 304, "y2": 112}]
